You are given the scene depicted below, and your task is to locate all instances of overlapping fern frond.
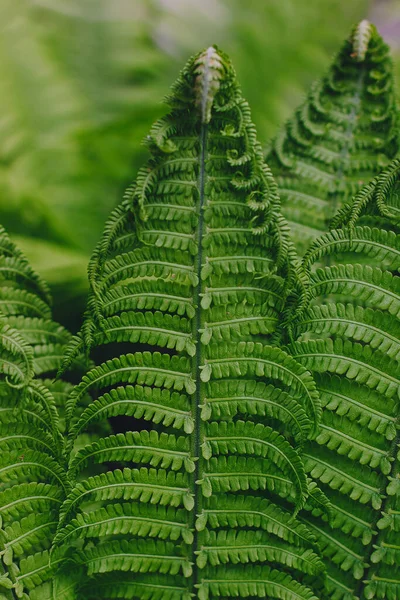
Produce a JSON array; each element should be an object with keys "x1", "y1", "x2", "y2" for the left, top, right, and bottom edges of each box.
[
  {"x1": 56, "y1": 47, "x2": 325, "y2": 600},
  {"x1": 0, "y1": 226, "x2": 88, "y2": 599},
  {"x1": 266, "y1": 20, "x2": 399, "y2": 255},
  {"x1": 332, "y1": 157, "x2": 400, "y2": 231},
  {"x1": 287, "y1": 158, "x2": 400, "y2": 600}
]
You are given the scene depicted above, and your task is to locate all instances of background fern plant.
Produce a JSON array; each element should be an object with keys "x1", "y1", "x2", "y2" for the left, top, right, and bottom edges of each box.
[
  {"x1": 0, "y1": 226, "x2": 89, "y2": 599},
  {"x1": 266, "y1": 20, "x2": 399, "y2": 255},
  {"x1": 53, "y1": 46, "x2": 328, "y2": 600},
  {"x1": 287, "y1": 158, "x2": 400, "y2": 600}
]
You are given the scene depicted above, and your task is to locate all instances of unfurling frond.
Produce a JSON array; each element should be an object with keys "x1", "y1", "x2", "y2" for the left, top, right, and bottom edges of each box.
[
  {"x1": 58, "y1": 46, "x2": 323, "y2": 600},
  {"x1": 266, "y1": 21, "x2": 398, "y2": 255}
]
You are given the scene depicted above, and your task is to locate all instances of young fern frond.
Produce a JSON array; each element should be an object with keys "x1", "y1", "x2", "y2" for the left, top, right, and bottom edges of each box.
[
  {"x1": 58, "y1": 47, "x2": 324, "y2": 600},
  {"x1": 287, "y1": 157, "x2": 400, "y2": 599},
  {"x1": 266, "y1": 20, "x2": 399, "y2": 255}
]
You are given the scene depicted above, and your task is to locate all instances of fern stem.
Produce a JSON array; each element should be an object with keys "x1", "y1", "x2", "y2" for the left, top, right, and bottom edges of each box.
[{"x1": 191, "y1": 121, "x2": 208, "y2": 588}]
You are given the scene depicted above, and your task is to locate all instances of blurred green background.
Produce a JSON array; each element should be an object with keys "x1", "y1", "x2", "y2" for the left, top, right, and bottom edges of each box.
[{"x1": 0, "y1": 0, "x2": 398, "y2": 330}]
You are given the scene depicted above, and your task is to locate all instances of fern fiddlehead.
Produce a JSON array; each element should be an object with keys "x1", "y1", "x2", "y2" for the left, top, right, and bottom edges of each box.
[
  {"x1": 288, "y1": 158, "x2": 400, "y2": 600},
  {"x1": 266, "y1": 20, "x2": 398, "y2": 255},
  {"x1": 57, "y1": 47, "x2": 324, "y2": 600}
]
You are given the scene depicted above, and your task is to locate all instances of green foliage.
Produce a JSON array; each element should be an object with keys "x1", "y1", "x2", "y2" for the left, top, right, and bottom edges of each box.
[
  {"x1": 53, "y1": 46, "x2": 325, "y2": 600},
  {"x1": 0, "y1": 244, "x2": 58, "y2": 597},
  {"x1": 0, "y1": 0, "x2": 368, "y2": 329},
  {"x1": 266, "y1": 20, "x2": 399, "y2": 255},
  {"x1": 1, "y1": 12, "x2": 399, "y2": 600},
  {"x1": 287, "y1": 158, "x2": 400, "y2": 599},
  {"x1": 0, "y1": 225, "x2": 90, "y2": 599}
]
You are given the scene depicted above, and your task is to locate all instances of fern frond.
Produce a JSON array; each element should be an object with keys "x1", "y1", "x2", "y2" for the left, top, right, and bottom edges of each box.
[
  {"x1": 266, "y1": 21, "x2": 398, "y2": 255},
  {"x1": 204, "y1": 341, "x2": 321, "y2": 434},
  {"x1": 68, "y1": 430, "x2": 193, "y2": 479},
  {"x1": 69, "y1": 385, "x2": 193, "y2": 442},
  {"x1": 59, "y1": 46, "x2": 322, "y2": 598},
  {"x1": 14, "y1": 547, "x2": 65, "y2": 595},
  {"x1": 0, "y1": 226, "x2": 51, "y2": 304},
  {"x1": 204, "y1": 420, "x2": 307, "y2": 506},
  {"x1": 201, "y1": 493, "x2": 318, "y2": 546},
  {"x1": 205, "y1": 379, "x2": 311, "y2": 445},
  {"x1": 0, "y1": 512, "x2": 58, "y2": 561},
  {"x1": 80, "y1": 538, "x2": 192, "y2": 578},
  {"x1": 0, "y1": 286, "x2": 51, "y2": 319},
  {"x1": 0, "y1": 225, "x2": 89, "y2": 599},
  {"x1": 65, "y1": 352, "x2": 195, "y2": 427},
  {"x1": 0, "y1": 482, "x2": 63, "y2": 523},
  {"x1": 102, "y1": 280, "x2": 196, "y2": 319},
  {"x1": 0, "y1": 320, "x2": 34, "y2": 388},
  {"x1": 58, "y1": 467, "x2": 193, "y2": 526},
  {"x1": 288, "y1": 161, "x2": 400, "y2": 599}
]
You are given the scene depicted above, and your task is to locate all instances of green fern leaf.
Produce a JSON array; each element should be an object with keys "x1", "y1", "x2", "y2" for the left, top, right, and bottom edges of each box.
[
  {"x1": 288, "y1": 158, "x2": 400, "y2": 599},
  {"x1": 302, "y1": 226, "x2": 400, "y2": 271},
  {"x1": 197, "y1": 565, "x2": 321, "y2": 599},
  {"x1": 68, "y1": 384, "x2": 193, "y2": 442},
  {"x1": 308, "y1": 264, "x2": 400, "y2": 318},
  {"x1": 294, "y1": 302, "x2": 400, "y2": 360},
  {"x1": 68, "y1": 430, "x2": 193, "y2": 479},
  {"x1": 58, "y1": 46, "x2": 322, "y2": 599},
  {"x1": 266, "y1": 21, "x2": 398, "y2": 255},
  {"x1": 0, "y1": 483, "x2": 63, "y2": 523},
  {"x1": 0, "y1": 225, "x2": 88, "y2": 600},
  {"x1": 0, "y1": 320, "x2": 34, "y2": 388},
  {"x1": 54, "y1": 502, "x2": 192, "y2": 548},
  {"x1": 79, "y1": 573, "x2": 192, "y2": 600}
]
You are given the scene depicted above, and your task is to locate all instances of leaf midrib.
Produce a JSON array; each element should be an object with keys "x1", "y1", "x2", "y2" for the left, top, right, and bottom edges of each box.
[{"x1": 191, "y1": 120, "x2": 208, "y2": 588}]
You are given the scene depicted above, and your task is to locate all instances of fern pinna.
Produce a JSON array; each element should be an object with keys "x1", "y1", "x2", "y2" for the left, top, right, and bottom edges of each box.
[
  {"x1": 266, "y1": 20, "x2": 398, "y2": 255},
  {"x1": 287, "y1": 158, "x2": 400, "y2": 600},
  {"x1": 0, "y1": 225, "x2": 89, "y2": 599},
  {"x1": 57, "y1": 47, "x2": 325, "y2": 600}
]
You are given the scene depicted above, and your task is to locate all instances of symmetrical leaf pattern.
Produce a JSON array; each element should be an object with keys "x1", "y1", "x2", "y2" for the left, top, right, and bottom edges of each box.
[
  {"x1": 266, "y1": 20, "x2": 398, "y2": 255},
  {"x1": 288, "y1": 158, "x2": 400, "y2": 600},
  {"x1": 57, "y1": 47, "x2": 324, "y2": 599}
]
